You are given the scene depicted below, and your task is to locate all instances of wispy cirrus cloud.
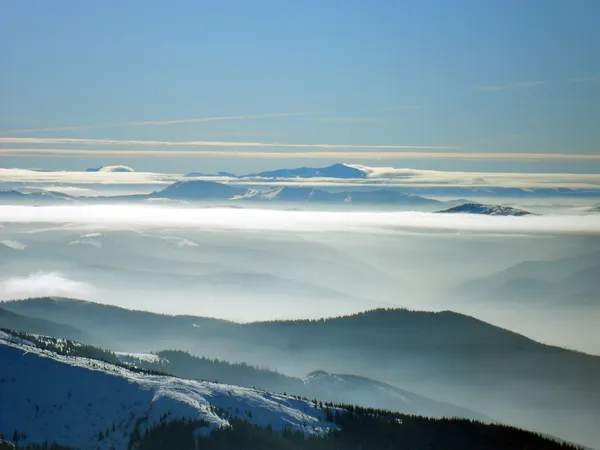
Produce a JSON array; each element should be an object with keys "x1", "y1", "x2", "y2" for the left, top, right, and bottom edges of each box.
[
  {"x1": 313, "y1": 117, "x2": 383, "y2": 122},
  {"x1": 569, "y1": 76, "x2": 600, "y2": 83},
  {"x1": 0, "y1": 112, "x2": 314, "y2": 135},
  {"x1": 478, "y1": 81, "x2": 545, "y2": 92},
  {"x1": 0, "y1": 136, "x2": 457, "y2": 150}
]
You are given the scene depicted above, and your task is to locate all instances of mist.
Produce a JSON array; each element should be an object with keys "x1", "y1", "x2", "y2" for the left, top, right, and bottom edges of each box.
[{"x1": 1, "y1": 207, "x2": 598, "y2": 355}]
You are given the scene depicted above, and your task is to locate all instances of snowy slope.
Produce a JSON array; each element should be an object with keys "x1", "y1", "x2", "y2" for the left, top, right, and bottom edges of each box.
[{"x1": 0, "y1": 332, "x2": 336, "y2": 450}]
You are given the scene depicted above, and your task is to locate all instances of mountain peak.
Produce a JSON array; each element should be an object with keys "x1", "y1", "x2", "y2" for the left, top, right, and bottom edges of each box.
[{"x1": 251, "y1": 163, "x2": 367, "y2": 179}]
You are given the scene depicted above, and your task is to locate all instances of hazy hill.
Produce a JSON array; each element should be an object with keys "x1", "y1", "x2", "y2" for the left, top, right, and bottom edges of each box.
[{"x1": 460, "y1": 251, "x2": 600, "y2": 304}]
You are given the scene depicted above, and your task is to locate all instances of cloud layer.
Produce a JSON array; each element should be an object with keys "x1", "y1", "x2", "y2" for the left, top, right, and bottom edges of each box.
[
  {"x1": 2, "y1": 166, "x2": 600, "y2": 189},
  {"x1": 1, "y1": 205, "x2": 599, "y2": 236},
  {"x1": 0, "y1": 272, "x2": 93, "y2": 299},
  {"x1": 2, "y1": 148, "x2": 598, "y2": 161}
]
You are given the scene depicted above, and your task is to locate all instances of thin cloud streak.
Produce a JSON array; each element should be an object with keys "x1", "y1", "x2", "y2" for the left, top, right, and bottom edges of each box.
[
  {"x1": 569, "y1": 76, "x2": 600, "y2": 83},
  {"x1": 1, "y1": 205, "x2": 600, "y2": 236},
  {"x1": 0, "y1": 112, "x2": 314, "y2": 135},
  {"x1": 0, "y1": 137, "x2": 458, "y2": 150},
  {"x1": 1, "y1": 148, "x2": 599, "y2": 160},
  {"x1": 313, "y1": 117, "x2": 383, "y2": 122},
  {"x1": 478, "y1": 81, "x2": 545, "y2": 92}
]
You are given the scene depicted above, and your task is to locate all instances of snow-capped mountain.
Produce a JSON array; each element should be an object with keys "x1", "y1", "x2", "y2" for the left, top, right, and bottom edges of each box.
[
  {"x1": 230, "y1": 186, "x2": 441, "y2": 205},
  {"x1": 231, "y1": 186, "x2": 342, "y2": 202},
  {"x1": 436, "y1": 202, "x2": 533, "y2": 216},
  {"x1": 0, "y1": 331, "x2": 335, "y2": 450},
  {"x1": 249, "y1": 163, "x2": 367, "y2": 179}
]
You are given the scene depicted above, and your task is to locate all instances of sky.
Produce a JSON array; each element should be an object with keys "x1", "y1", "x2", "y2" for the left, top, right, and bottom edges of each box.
[{"x1": 1, "y1": 0, "x2": 599, "y2": 175}]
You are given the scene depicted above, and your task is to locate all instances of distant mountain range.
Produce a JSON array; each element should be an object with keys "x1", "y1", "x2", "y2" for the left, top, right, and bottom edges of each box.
[
  {"x1": 231, "y1": 185, "x2": 442, "y2": 205},
  {"x1": 0, "y1": 182, "x2": 446, "y2": 207},
  {"x1": 149, "y1": 181, "x2": 444, "y2": 206},
  {"x1": 0, "y1": 185, "x2": 547, "y2": 212},
  {"x1": 2, "y1": 298, "x2": 599, "y2": 448},
  {"x1": 437, "y1": 203, "x2": 534, "y2": 216}
]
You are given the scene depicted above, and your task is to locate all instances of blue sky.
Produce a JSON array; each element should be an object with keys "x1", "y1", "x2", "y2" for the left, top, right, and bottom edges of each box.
[{"x1": 1, "y1": 0, "x2": 599, "y2": 174}]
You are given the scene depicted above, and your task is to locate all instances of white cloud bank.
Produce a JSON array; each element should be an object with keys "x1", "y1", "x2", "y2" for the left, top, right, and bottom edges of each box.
[
  {"x1": 2, "y1": 166, "x2": 600, "y2": 189},
  {"x1": 0, "y1": 205, "x2": 599, "y2": 236},
  {"x1": 0, "y1": 272, "x2": 93, "y2": 299}
]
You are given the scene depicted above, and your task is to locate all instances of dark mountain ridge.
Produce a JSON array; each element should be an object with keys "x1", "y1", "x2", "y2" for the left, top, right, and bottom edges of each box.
[{"x1": 437, "y1": 202, "x2": 534, "y2": 216}]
